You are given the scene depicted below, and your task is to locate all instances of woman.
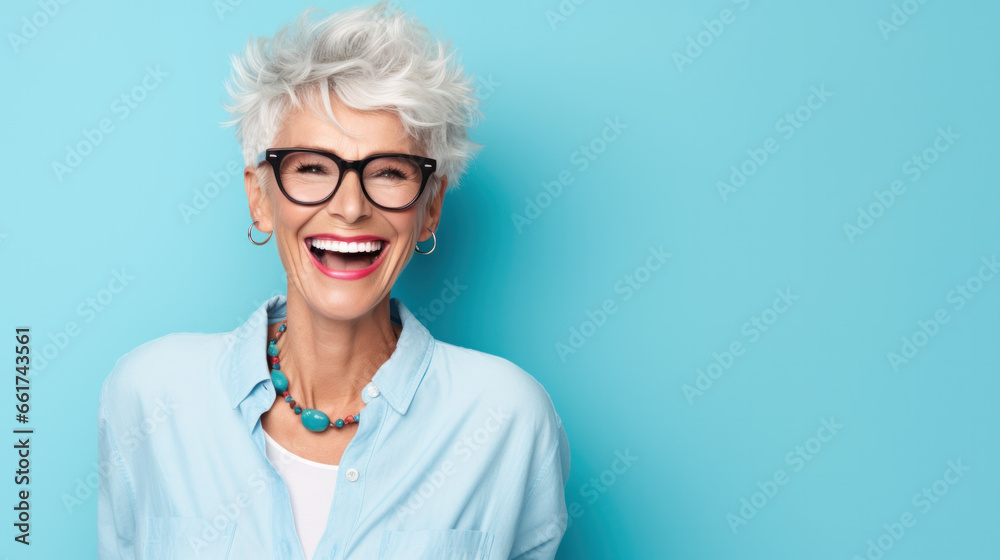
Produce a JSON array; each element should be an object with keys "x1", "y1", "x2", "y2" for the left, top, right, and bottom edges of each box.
[{"x1": 97, "y1": 3, "x2": 570, "y2": 559}]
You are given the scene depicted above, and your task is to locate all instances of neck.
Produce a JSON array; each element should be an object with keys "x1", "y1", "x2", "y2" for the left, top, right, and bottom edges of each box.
[{"x1": 270, "y1": 290, "x2": 401, "y2": 413}]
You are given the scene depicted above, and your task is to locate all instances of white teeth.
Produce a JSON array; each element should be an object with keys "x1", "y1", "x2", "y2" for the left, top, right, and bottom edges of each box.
[{"x1": 310, "y1": 238, "x2": 383, "y2": 253}]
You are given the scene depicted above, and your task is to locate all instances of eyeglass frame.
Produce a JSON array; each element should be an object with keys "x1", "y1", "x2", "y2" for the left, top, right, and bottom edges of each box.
[{"x1": 255, "y1": 147, "x2": 437, "y2": 211}]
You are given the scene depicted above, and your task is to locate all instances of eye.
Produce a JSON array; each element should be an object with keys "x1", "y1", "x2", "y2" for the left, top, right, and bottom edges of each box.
[
  {"x1": 281, "y1": 152, "x2": 336, "y2": 177},
  {"x1": 373, "y1": 166, "x2": 408, "y2": 180},
  {"x1": 365, "y1": 157, "x2": 421, "y2": 183},
  {"x1": 294, "y1": 163, "x2": 328, "y2": 174}
]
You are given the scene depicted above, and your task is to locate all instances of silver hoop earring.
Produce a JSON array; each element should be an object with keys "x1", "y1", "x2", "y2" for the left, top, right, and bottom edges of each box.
[
  {"x1": 248, "y1": 220, "x2": 272, "y2": 245},
  {"x1": 414, "y1": 227, "x2": 436, "y2": 255}
]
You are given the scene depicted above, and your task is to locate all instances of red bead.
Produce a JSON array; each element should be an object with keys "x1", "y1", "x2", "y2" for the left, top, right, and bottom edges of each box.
[
  {"x1": 270, "y1": 356, "x2": 279, "y2": 365},
  {"x1": 282, "y1": 391, "x2": 289, "y2": 397},
  {"x1": 346, "y1": 416, "x2": 354, "y2": 423}
]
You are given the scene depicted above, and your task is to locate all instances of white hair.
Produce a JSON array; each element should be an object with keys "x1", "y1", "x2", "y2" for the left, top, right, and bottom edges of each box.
[{"x1": 222, "y1": 1, "x2": 482, "y2": 206}]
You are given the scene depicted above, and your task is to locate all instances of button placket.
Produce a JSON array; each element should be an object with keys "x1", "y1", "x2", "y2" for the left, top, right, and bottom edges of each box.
[{"x1": 314, "y1": 387, "x2": 382, "y2": 559}]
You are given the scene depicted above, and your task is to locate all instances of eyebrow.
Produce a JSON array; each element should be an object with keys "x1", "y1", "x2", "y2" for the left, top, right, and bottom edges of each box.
[{"x1": 256, "y1": 145, "x2": 416, "y2": 165}]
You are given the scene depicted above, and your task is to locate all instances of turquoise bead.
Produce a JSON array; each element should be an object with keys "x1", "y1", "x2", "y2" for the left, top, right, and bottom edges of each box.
[
  {"x1": 272, "y1": 363, "x2": 280, "y2": 370},
  {"x1": 267, "y1": 343, "x2": 278, "y2": 356},
  {"x1": 335, "y1": 419, "x2": 344, "y2": 428},
  {"x1": 279, "y1": 324, "x2": 286, "y2": 332},
  {"x1": 294, "y1": 407, "x2": 301, "y2": 414},
  {"x1": 301, "y1": 409, "x2": 330, "y2": 432},
  {"x1": 270, "y1": 370, "x2": 288, "y2": 393},
  {"x1": 285, "y1": 396, "x2": 292, "y2": 402}
]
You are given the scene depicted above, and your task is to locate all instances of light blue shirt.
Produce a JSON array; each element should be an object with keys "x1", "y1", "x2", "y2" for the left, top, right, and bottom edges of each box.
[{"x1": 98, "y1": 295, "x2": 571, "y2": 559}]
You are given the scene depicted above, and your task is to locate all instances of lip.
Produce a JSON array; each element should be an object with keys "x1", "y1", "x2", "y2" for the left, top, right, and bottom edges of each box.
[{"x1": 305, "y1": 235, "x2": 390, "y2": 280}]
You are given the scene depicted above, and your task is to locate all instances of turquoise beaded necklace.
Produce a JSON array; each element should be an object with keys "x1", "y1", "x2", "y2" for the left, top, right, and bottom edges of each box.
[{"x1": 267, "y1": 321, "x2": 361, "y2": 432}]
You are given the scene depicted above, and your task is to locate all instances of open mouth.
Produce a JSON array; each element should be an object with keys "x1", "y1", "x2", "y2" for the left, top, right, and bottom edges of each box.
[{"x1": 307, "y1": 237, "x2": 387, "y2": 272}]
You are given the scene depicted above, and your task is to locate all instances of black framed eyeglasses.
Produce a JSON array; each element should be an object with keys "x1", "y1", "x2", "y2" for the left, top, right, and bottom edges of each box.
[{"x1": 256, "y1": 148, "x2": 437, "y2": 211}]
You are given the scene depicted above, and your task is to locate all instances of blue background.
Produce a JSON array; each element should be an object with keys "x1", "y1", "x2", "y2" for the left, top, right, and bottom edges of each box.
[{"x1": 2, "y1": 0, "x2": 998, "y2": 558}]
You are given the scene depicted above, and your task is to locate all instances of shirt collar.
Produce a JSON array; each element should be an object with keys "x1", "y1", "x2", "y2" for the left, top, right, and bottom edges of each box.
[{"x1": 226, "y1": 294, "x2": 434, "y2": 416}]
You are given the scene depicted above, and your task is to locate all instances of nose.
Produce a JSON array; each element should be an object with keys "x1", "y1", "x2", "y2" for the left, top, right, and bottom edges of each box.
[{"x1": 325, "y1": 168, "x2": 372, "y2": 223}]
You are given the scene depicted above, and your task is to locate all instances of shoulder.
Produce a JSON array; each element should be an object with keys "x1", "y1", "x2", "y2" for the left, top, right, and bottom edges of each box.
[
  {"x1": 428, "y1": 340, "x2": 565, "y2": 435},
  {"x1": 100, "y1": 331, "x2": 232, "y2": 417},
  {"x1": 428, "y1": 340, "x2": 572, "y2": 492}
]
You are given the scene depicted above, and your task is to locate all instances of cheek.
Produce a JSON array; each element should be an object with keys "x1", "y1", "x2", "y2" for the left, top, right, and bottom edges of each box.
[
  {"x1": 275, "y1": 205, "x2": 313, "y2": 233},
  {"x1": 273, "y1": 209, "x2": 317, "y2": 259},
  {"x1": 380, "y1": 231, "x2": 413, "y2": 268}
]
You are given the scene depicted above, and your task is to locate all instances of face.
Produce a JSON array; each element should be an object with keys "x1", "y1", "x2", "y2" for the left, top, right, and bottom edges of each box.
[{"x1": 245, "y1": 92, "x2": 446, "y2": 322}]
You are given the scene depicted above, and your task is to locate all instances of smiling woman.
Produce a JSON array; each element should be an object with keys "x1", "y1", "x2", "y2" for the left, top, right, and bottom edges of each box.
[{"x1": 96, "y1": 2, "x2": 570, "y2": 560}]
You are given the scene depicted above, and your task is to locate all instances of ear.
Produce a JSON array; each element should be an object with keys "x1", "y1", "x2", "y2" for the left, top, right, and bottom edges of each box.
[
  {"x1": 245, "y1": 165, "x2": 273, "y2": 232},
  {"x1": 420, "y1": 175, "x2": 447, "y2": 241}
]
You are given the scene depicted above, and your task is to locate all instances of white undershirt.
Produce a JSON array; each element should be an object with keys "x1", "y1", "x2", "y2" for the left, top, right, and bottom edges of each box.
[{"x1": 263, "y1": 429, "x2": 338, "y2": 560}]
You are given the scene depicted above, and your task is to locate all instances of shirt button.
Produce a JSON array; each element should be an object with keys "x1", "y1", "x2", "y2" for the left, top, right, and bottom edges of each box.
[
  {"x1": 346, "y1": 468, "x2": 359, "y2": 482},
  {"x1": 280, "y1": 539, "x2": 292, "y2": 555},
  {"x1": 367, "y1": 384, "x2": 380, "y2": 398}
]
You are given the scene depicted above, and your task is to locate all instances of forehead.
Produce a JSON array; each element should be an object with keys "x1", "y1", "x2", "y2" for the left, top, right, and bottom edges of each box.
[{"x1": 273, "y1": 92, "x2": 416, "y2": 157}]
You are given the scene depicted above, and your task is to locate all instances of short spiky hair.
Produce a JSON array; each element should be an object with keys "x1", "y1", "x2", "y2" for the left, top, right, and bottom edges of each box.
[{"x1": 222, "y1": 1, "x2": 482, "y2": 205}]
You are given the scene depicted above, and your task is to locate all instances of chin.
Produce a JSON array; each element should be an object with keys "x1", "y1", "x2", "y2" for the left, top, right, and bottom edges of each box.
[{"x1": 294, "y1": 266, "x2": 395, "y2": 319}]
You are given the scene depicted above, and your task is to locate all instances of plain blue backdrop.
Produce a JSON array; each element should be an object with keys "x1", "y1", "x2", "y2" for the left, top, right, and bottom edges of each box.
[{"x1": 2, "y1": 0, "x2": 998, "y2": 558}]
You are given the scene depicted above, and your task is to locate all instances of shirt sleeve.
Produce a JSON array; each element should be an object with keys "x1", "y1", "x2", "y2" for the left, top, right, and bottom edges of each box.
[
  {"x1": 98, "y1": 374, "x2": 138, "y2": 559},
  {"x1": 509, "y1": 419, "x2": 572, "y2": 560}
]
